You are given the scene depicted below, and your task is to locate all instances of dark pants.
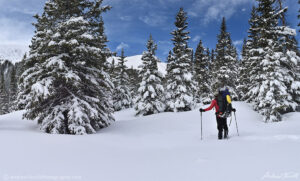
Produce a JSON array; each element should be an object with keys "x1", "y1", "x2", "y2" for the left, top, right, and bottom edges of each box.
[{"x1": 216, "y1": 116, "x2": 228, "y2": 139}]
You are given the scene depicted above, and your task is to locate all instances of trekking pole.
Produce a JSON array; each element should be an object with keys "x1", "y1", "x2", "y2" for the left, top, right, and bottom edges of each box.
[
  {"x1": 229, "y1": 113, "x2": 233, "y2": 126},
  {"x1": 234, "y1": 111, "x2": 239, "y2": 136},
  {"x1": 200, "y1": 112, "x2": 203, "y2": 140}
]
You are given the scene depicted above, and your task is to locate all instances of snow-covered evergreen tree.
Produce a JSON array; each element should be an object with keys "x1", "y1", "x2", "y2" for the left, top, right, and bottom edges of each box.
[
  {"x1": 245, "y1": 0, "x2": 300, "y2": 122},
  {"x1": 135, "y1": 35, "x2": 165, "y2": 116},
  {"x1": 0, "y1": 72, "x2": 9, "y2": 115},
  {"x1": 113, "y1": 49, "x2": 132, "y2": 111},
  {"x1": 165, "y1": 8, "x2": 196, "y2": 112},
  {"x1": 237, "y1": 38, "x2": 250, "y2": 100},
  {"x1": 17, "y1": 0, "x2": 114, "y2": 134},
  {"x1": 127, "y1": 67, "x2": 141, "y2": 102},
  {"x1": 212, "y1": 17, "x2": 238, "y2": 99},
  {"x1": 194, "y1": 40, "x2": 211, "y2": 104},
  {"x1": 8, "y1": 67, "x2": 17, "y2": 112}
]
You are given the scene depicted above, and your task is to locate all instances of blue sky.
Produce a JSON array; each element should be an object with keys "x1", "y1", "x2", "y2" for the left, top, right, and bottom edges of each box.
[{"x1": 0, "y1": 0, "x2": 298, "y2": 61}]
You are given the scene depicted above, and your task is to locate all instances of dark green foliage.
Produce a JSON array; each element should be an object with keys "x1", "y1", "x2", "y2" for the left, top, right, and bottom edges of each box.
[
  {"x1": 18, "y1": 0, "x2": 114, "y2": 134},
  {"x1": 113, "y1": 49, "x2": 132, "y2": 111},
  {"x1": 194, "y1": 40, "x2": 211, "y2": 103},
  {"x1": 165, "y1": 7, "x2": 196, "y2": 112},
  {"x1": 212, "y1": 17, "x2": 238, "y2": 99},
  {"x1": 135, "y1": 35, "x2": 165, "y2": 116}
]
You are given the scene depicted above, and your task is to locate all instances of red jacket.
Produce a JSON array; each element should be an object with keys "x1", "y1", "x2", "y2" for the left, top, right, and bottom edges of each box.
[{"x1": 204, "y1": 99, "x2": 219, "y2": 113}]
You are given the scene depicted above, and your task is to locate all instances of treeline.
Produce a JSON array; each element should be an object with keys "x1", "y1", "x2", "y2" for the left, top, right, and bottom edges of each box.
[
  {"x1": 113, "y1": 1, "x2": 300, "y2": 123},
  {"x1": 0, "y1": 0, "x2": 298, "y2": 134},
  {"x1": 0, "y1": 59, "x2": 24, "y2": 115}
]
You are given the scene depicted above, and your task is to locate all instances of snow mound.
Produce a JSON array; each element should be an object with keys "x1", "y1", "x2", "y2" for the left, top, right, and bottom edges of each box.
[{"x1": 108, "y1": 55, "x2": 167, "y2": 75}]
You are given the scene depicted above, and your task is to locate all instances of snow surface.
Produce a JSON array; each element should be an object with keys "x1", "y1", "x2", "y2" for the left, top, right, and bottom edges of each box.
[
  {"x1": 108, "y1": 55, "x2": 167, "y2": 75},
  {"x1": 0, "y1": 102, "x2": 299, "y2": 181},
  {"x1": 0, "y1": 44, "x2": 28, "y2": 64}
]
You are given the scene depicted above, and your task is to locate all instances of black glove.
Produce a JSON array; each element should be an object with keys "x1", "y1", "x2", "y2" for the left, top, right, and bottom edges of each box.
[
  {"x1": 232, "y1": 108, "x2": 236, "y2": 112},
  {"x1": 199, "y1": 108, "x2": 205, "y2": 112}
]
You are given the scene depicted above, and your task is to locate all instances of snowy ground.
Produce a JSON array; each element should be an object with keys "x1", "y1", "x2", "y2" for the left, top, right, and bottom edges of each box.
[{"x1": 0, "y1": 102, "x2": 299, "y2": 181}]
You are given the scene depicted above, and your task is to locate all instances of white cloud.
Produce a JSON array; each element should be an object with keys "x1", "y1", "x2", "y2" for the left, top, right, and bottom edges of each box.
[
  {"x1": 139, "y1": 13, "x2": 168, "y2": 27},
  {"x1": 116, "y1": 42, "x2": 129, "y2": 51},
  {"x1": 0, "y1": 17, "x2": 33, "y2": 46},
  {"x1": 189, "y1": 0, "x2": 254, "y2": 24},
  {"x1": 192, "y1": 35, "x2": 201, "y2": 42},
  {"x1": 233, "y1": 40, "x2": 243, "y2": 46},
  {"x1": 119, "y1": 16, "x2": 132, "y2": 21},
  {"x1": 242, "y1": 8, "x2": 246, "y2": 12}
]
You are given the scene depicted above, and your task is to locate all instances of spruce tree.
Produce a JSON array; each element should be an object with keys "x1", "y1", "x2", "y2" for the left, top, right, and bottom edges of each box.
[
  {"x1": 127, "y1": 67, "x2": 140, "y2": 101},
  {"x1": 165, "y1": 8, "x2": 196, "y2": 112},
  {"x1": 237, "y1": 38, "x2": 250, "y2": 100},
  {"x1": 135, "y1": 35, "x2": 165, "y2": 116},
  {"x1": 212, "y1": 17, "x2": 238, "y2": 99},
  {"x1": 8, "y1": 67, "x2": 18, "y2": 112},
  {"x1": 113, "y1": 49, "x2": 132, "y2": 111},
  {"x1": 194, "y1": 40, "x2": 211, "y2": 104},
  {"x1": 0, "y1": 72, "x2": 9, "y2": 115},
  {"x1": 245, "y1": 0, "x2": 300, "y2": 122},
  {"x1": 17, "y1": 0, "x2": 114, "y2": 134}
]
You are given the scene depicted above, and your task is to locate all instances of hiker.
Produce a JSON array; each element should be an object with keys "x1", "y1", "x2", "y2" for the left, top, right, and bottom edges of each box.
[{"x1": 199, "y1": 89, "x2": 236, "y2": 140}]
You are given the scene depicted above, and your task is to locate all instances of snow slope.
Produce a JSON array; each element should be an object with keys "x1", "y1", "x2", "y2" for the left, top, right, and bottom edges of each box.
[
  {"x1": 108, "y1": 55, "x2": 167, "y2": 75},
  {"x1": 0, "y1": 44, "x2": 28, "y2": 64},
  {"x1": 0, "y1": 102, "x2": 299, "y2": 181}
]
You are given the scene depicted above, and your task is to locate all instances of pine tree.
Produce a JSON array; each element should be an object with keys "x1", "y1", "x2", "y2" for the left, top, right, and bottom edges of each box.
[
  {"x1": 17, "y1": 0, "x2": 114, "y2": 134},
  {"x1": 8, "y1": 67, "x2": 18, "y2": 112},
  {"x1": 0, "y1": 72, "x2": 9, "y2": 115},
  {"x1": 275, "y1": 0, "x2": 300, "y2": 112},
  {"x1": 165, "y1": 8, "x2": 196, "y2": 112},
  {"x1": 237, "y1": 38, "x2": 250, "y2": 100},
  {"x1": 113, "y1": 49, "x2": 132, "y2": 111},
  {"x1": 194, "y1": 40, "x2": 211, "y2": 104},
  {"x1": 212, "y1": 17, "x2": 238, "y2": 99},
  {"x1": 245, "y1": 0, "x2": 300, "y2": 122},
  {"x1": 135, "y1": 35, "x2": 165, "y2": 116},
  {"x1": 127, "y1": 67, "x2": 140, "y2": 101}
]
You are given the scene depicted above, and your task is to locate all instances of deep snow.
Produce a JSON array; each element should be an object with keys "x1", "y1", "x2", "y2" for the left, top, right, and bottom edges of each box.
[{"x1": 0, "y1": 102, "x2": 299, "y2": 181}]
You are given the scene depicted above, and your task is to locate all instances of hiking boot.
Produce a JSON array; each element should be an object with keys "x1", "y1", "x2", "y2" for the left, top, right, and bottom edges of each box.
[
  {"x1": 224, "y1": 130, "x2": 228, "y2": 139},
  {"x1": 218, "y1": 132, "x2": 223, "y2": 140}
]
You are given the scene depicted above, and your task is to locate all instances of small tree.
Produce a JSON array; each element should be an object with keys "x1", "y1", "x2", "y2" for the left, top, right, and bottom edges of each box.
[
  {"x1": 0, "y1": 72, "x2": 9, "y2": 115},
  {"x1": 113, "y1": 49, "x2": 132, "y2": 111},
  {"x1": 194, "y1": 40, "x2": 211, "y2": 104},
  {"x1": 165, "y1": 8, "x2": 196, "y2": 112},
  {"x1": 135, "y1": 35, "x2": 165, "y2": 116},
  {"x1": 8, "y1": 67, "x2": 18, "y2": 112}
]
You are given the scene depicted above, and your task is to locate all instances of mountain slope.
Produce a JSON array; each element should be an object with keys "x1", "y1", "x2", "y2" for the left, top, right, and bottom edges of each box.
[
  {"x1": 108, "y1": 55, "x2": 167, "y2": 75},
  {"x1": 0, "y1": 44, "x2": 28, "y2": 64},
  {"x1": 0, "y1": 102, "x2": 299, "y2": 181}
]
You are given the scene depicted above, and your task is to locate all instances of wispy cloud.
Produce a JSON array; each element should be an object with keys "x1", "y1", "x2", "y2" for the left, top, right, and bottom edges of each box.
[
  {"x1": 119, "y1": 16, "x2": 132, "y2": 21},
  {"x1": 192, "y1": 35, "x2": 201, "y2": 42},
  {"x1": 139, "y1": 13, "x2": 168, "y2": 27},
  {"x1": 188, "y1": 0, "x2": 254, "y2": 24},
  {"x1": 116, "y1": 42, "x2": 130, "y2": 51},
  {"x1": 0, "y1": 17, "x2": 33, "y2": 46},
  {"x1": 233, "y1": 40, "x2": 243, "y2": 46}
]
